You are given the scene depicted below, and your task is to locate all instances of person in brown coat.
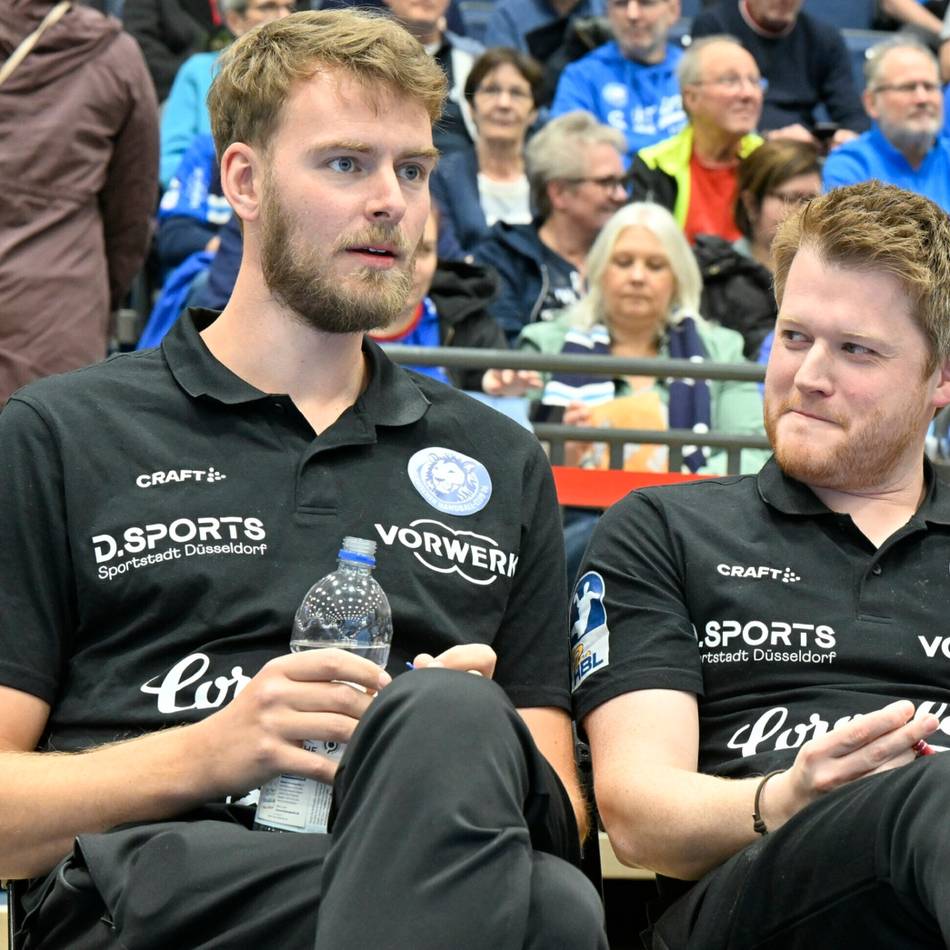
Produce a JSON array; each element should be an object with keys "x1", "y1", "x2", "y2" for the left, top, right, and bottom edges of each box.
[{"x1": 0, "y1": 0, "x2": 158, "y2": 404}]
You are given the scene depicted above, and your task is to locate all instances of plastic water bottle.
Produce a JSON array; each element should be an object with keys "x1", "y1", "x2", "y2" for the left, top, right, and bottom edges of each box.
[{"x1": 254, "y1": 537, "x2": 393, "y2": 833}]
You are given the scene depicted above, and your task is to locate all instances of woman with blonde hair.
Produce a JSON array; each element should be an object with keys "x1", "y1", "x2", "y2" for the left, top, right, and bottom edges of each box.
[
  {"x1": 506, "y1": 202, "x2": 768, "y2": 579},
  {"x1": 519, "y1": 201, "x2": 767, "y2": 475}
]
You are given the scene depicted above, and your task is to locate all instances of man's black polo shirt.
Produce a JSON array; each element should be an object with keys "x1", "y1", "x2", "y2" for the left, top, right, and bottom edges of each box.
[
  {"x1": 0, "y1": 310, "x2": 569, "y2": 752},
  {"x1": 571, "y1": 458, "x2": 950, "y2": 777}
]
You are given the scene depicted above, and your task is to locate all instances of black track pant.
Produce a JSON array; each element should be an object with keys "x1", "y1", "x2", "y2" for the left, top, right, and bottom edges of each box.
[
  {"x1": 20, "y1": 669, "x2": 607, "y2": 950},
  {"x1": 650, "y1": 752, "x2": 950, "y2": 949}
]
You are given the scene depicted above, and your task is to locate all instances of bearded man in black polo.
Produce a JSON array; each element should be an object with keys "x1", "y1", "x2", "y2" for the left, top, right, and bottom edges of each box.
[
  {"x1": 0, "y1": 10, "x2": 607, "y2": 950},
  {"x1": 576, "y1": 181, "x2": 950, "y2": 950}
]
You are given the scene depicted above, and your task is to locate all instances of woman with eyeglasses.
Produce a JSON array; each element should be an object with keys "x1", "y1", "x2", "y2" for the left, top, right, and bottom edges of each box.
[
  {"x1": 430, "y1": 47, "x2": 544, "y2": 256},
  {"x1": 694, "y1": 138, "x2": 822, "y2": 361}
]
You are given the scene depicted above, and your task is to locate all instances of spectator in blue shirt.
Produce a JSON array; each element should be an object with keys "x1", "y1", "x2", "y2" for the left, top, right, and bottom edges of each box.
[
  {"x1": 549, "y1": 0, "x2": 687, "y2": 159},
  {"x1": 823, "y1": 38, "x2": 950, "y2": 213}
]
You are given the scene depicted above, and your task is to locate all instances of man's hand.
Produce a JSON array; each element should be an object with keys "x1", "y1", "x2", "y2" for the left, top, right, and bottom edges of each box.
[
  {"x1": 412, "y1": 644, "x2": 497, "y2": 679},
  {"x1": 829, "y1": 128, "x2": 858, "y2": 150},
  {"x1": 482, "y1": 368, "x2": 542, "y2": 397},
  {"x1": 762, "y1": 700, "x2": 940, "y2": 831},
  {"x1": 765, "y1": 123, "x2": 818, "y2": 145},
  {"x1": 196, "y1": 648, "x2": 392, "y2": 796}
]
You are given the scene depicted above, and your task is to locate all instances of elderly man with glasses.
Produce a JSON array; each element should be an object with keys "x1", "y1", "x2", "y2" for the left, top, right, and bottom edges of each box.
[
  {"x1": 474, "y1": 111, "x2": 629, "y2": 343},
  {"x1": 823, "y1": 38, "x2": 950, "y2": 213},
  {"x1": 633, "y1": 34, "x2": 764, "y2": 244}
]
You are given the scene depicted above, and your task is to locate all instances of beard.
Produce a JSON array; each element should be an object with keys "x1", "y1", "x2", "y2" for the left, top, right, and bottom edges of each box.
[
  {"x1": 259, "y1": 177, "x2": 416, "y2": 335},
  {"x1": 879, "y1": 116, "x2": 939, "y2": 158},
  {"x1": 764, "y1": 395, "x2": 924, "y2": 492}
]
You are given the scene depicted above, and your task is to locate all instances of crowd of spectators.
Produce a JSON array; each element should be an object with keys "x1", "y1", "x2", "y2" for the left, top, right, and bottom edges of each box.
[{"x1": 5, "y1": 0, "x2": 950, "y2": 457}]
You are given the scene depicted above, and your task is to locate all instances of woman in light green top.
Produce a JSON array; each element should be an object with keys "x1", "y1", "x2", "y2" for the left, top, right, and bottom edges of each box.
[{"x1": 488, "y1": 201, "x2": 769, "y2": 477}]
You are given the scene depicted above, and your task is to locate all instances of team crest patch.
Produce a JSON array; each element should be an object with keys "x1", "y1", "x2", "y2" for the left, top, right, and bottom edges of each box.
[
  {"x1": 570, "y1": 571, "x2": 610, "y2": 691},
  {"x1": 407, "y1": 447, "x2": 492, "y2": 517}
]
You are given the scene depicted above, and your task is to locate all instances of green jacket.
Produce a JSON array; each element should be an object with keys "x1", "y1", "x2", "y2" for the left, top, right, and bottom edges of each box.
[
  {"x1": 518, "y1": 312, "x2": 770, "y2": 475},
  {"x1": 632, "y1": 125, "x2": 763, "y2": 228}
]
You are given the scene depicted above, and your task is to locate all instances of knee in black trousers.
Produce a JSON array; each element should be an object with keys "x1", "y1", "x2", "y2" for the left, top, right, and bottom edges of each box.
[{"x1": 316, "y1": 669, "x2": 603, "y2": 950}]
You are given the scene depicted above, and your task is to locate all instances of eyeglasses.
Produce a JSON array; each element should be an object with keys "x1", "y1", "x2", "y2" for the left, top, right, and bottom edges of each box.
[
  {"x1": 562, "y1": 173, "x2": 633, "y2": 193},
  {"x1": 692, "y1": 74, "x2": 769, "y2": 94},
  {"x1": 872, "y1": 80, "x2": 941, "y2": 95},
  {"x1": 767, "y1": 189, "x2": 818, "y2": 206},
  {"x1": 475, "y1": 84, "x2": 533, "y2": 102},
  {"x1": 246, "y1": 1, "x2": 295, "y2": 13}
]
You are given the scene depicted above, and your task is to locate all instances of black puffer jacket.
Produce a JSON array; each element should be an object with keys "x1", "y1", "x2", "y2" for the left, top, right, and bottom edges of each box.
[
  {"x1": 693, "y1": 234, "x2": 776, "y2": 361},
  {"x1": 429, "y1": 259, "x2": 508, "y2": 390}
]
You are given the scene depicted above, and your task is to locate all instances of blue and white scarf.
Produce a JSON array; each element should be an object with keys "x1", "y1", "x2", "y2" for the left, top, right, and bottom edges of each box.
[{"x1": 543, "y1": 316, "x2": 712, "y2": 472}]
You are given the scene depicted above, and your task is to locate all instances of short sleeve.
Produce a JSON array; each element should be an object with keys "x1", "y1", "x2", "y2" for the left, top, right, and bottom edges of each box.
[
  {"x1": 570, "y1": 489, "x2": 704, "y2": 725},
  {"x1": 0, "y1": 396, "x2": 77, "y2": 703},
  {"x1": 491, "y1": 443, "x2": 571, "y2": 711}
]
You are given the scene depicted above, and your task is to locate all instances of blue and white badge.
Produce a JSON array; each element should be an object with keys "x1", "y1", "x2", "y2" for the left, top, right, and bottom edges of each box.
[
  {"x1": 602, "y1": 82, "x2": 629, "y2": 108},
  {"x1": 407, "y1": 447, "x2": 492, "y2": 517},
  {"x1": 570, "y1": 571, "x2": 610, "y2": 691}
]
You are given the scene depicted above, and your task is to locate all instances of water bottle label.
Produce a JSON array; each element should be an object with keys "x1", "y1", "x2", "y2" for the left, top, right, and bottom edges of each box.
[{"x1": 254, "y1": 740, "x2": 345, "y2": 834}]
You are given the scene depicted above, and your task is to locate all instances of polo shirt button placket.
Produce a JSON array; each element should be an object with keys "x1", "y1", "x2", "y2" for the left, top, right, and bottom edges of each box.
[{"x1": 871, "y1": 564, "x2": 883, "y2": 576}]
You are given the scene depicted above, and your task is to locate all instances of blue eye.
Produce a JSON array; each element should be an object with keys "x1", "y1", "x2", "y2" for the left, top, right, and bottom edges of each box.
[
  {"x1": 842, "y1": 342, "x2": 874, "y2": 356},
  {"x1": 399, "y1": 163, "x2": 426, "y2": 183},
  {"x1": 328, "y1": 156, "x2": 358, "y2": 173}
]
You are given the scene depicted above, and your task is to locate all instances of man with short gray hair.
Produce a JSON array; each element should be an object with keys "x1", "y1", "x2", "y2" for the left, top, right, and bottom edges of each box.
[
  {"x1": 474, "y1": 111, "x2": 628, "y2": 340},
  {"x1": 632, "y1": 34, "x2": 763, "y2": 243},
  {"x1": 823, "y1": 38, "x2": 950, "y2": 211}
]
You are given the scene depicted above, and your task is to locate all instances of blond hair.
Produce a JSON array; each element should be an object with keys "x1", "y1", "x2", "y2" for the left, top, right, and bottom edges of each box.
[
  {"x1": 208, "y1": 9, "x2": 447, "y2": 158},
  {"x1": 772, "y1": 181, "x2": 950, "y2": 374}
]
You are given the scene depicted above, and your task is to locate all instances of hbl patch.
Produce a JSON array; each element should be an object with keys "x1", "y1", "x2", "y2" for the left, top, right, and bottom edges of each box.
[
  {"x1": 407, "y1": 447, "x2": 492, "y2": 517},
  {"x1": 571, "y1": 571, "x2": 610, "y2": 691}
]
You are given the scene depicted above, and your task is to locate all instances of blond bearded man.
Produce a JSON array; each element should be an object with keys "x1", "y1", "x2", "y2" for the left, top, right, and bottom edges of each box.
[{"x1": 0, "y1": 11, "x2": 606, "y2": 949}]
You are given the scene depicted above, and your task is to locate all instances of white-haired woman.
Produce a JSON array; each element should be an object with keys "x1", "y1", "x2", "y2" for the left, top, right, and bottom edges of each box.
[
  {"x1": 486, "y1": 202, "x2": 768, "y2": 578},
  {"x1": 511, "y1": 201, "x2": 768, "y2": 474}
]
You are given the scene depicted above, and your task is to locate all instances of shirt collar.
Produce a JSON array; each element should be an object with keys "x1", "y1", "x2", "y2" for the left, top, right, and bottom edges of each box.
[
  {"x1": 164, "y1": 308, "x2": 265, "y2": 404},
  {"x1": 756, "y1": 454, "x2": 950, "y2": 525},
  {"x1": 164, "y1": 308, "x2": 430, "y2": 427}
]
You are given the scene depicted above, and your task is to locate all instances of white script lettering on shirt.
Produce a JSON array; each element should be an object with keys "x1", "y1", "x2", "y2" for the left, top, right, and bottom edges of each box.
[
  {"x1": 140, "y1": 652, "x2": 251, "y2": 714},
  {"x1": 727, "y1": 701, "x2": 950, "y2": 758}
]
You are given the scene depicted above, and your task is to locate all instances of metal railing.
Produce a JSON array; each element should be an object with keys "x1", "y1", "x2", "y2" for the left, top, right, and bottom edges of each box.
[{"x1": 383, "y1": 346, "x2": 770, "y2": 474}]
